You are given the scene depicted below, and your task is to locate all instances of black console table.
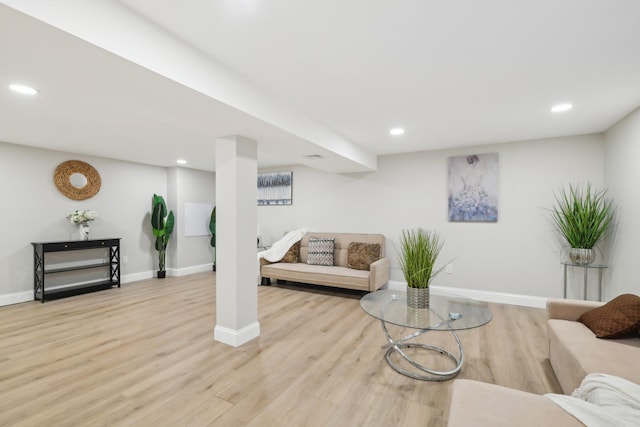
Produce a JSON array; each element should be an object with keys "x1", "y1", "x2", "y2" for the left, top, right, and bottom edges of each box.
[{"x1": 32, "y1": 238, "x2": 121, "y2": 303}]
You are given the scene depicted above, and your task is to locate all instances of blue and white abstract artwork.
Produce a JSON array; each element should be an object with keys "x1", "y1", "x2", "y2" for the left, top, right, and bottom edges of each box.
[
  {"x1": 258, "y1": 172, "x2": 292, "y2": 205},
  {"x1": 448, "y1": 153, "x2": 498, "y2": 222}
]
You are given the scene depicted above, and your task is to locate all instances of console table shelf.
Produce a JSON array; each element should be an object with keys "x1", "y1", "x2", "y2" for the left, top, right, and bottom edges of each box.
[
  {"x1": 45, "y1": 262, "x2": 112, "y2": 274},
  {"x1": 32, "y1": 238, "x2": 121, "y2": 303}
]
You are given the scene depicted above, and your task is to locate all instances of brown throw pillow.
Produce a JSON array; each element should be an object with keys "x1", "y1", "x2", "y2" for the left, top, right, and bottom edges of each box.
[
  {"x1": 578, "y1": 294, "x2": 640, "y2": 339},
  {"x1": 347, "y1": 242, "x2": 381, "y2": 271},
  {"x1": 281, "y1": 241, "x2": 300, "y2": 263}
]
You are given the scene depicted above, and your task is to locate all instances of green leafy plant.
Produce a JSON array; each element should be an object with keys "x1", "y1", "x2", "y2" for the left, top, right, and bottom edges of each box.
[
  {"x1": 398, "y1": 228, "x2": 445, "y2": 289},
  {"x1": 209, "y1": 206, "x2": 216, "y2": 270},
  {"x1": 551, "y1": 183, "x2": 614, "y2": 249},
  {"x1": 151, "y1": 194, "x2": 175, "y2": 273}
]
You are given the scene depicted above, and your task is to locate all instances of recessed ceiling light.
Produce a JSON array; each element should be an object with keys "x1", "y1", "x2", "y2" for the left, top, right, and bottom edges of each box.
[
  {"x1": 176, "y1": 159, "x2": 187, "y2": 165},
  {"x1": 550, "y1": 103, "x2": 573, "y2": 113},
  {"x1": 304, "y1": 154, "x2": 323, "y2": 159},
  {"x1": 390, "y1": 128, "x2": 405, "y2": 136},
  {"x1": 9, "y1": 84, "x2": 38, "y2": 95}
]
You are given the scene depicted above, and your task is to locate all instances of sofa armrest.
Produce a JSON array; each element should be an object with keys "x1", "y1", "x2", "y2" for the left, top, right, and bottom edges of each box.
[
  {"x1": 369, "y1": 257, "x2": 390, "y2": 291},
  {"x1": 546, "y1": 298, "x2": 604, "y2": 321},
  {"x1": 259, "y1": 257, "x2": 273, "y2": 268}
]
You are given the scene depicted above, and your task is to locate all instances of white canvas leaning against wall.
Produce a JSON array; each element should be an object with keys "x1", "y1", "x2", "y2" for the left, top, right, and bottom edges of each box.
[
  {"x1": 258, "y1": 172, "x2": 292, "y2": 205},
  {"x1": 448, "y1": 153, "x2": 499, "y2": 222},
  {"x1": 184, "y1": 203, "x2": 213, "y2": 236}
]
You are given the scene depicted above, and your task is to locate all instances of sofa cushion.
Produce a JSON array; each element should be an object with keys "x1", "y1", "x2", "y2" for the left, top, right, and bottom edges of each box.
[
  {"x1": 578, "y1": 293, "x2": 640, "y2": 338},
  {"x1": 281, "y1": 241, "x2": 300, "y2": 263},
  {"x1": 307, "y1": 237, "x2": 335, "y2": 266},
  {"x1": 261, "y1": 263, "x2": 370, "y2": 290},
  {"x1": 347, "y1": 242, "x2": 381, "y2": 271}
]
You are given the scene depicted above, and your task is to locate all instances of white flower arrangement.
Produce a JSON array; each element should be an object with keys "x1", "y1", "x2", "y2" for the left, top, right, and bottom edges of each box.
[{"x1": 67, "y1": 209, "x2": 97, "y2": 225}]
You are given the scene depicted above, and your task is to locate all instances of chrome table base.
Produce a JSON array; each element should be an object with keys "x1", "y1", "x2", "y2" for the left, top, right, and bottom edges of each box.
[{"x1": 379, "y1": 317, "x2": 464, "y2": 381}]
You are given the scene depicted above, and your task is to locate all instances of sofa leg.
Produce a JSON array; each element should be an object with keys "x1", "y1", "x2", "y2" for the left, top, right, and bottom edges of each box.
[{"x1": 261, "y1": 277, "x2": 271, "y2": 286}]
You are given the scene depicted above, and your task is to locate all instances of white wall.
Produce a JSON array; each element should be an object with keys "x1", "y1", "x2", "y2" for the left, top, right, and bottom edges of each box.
[
  {"x1": 0, "y1": 141, "x2": 212, "y2": 304},
  {"x1": 1, "y1": 130, "x2": 616, "y2": 305},
  {"x1": 258, "y1": 134, "x2": 605, "y2": 300},
  {"x1": 167, "y1": 166, "x2": 179, "y2": 273},
  {"x1": 604, "y1": 106, "x2": 640, "y2": 298},
  {"x1": 171, "y1": 167, "x2": 215, "y2": 271}
]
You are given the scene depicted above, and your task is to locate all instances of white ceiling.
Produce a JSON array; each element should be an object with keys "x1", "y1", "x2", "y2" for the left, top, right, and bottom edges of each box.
[{"x1": 2, "y1": 0, "x2": 640, "y2": 173}]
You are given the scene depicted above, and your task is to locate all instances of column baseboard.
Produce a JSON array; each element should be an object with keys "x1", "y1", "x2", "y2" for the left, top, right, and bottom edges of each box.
[{"x1": 214, "y1": 321, "x2": 260, "y2": 347}]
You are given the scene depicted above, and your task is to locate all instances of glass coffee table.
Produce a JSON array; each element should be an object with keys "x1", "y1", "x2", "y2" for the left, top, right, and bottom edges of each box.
[{"x1": 360, "y1": 289, "x2": 492, "y2": 381}]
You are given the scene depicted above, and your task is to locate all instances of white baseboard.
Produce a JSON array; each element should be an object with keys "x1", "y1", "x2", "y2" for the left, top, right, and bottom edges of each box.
[
  {"x1": 214, "y1": 321, "x2": 261, "y2": 347},
  {"x1": 386, "y1": 280, "x2": 548, "y2": 309},
  {"x1": 121, "y1": 270, "x2": 154, "y2": 283},
  {"x1": 2, "y1": 276, "x2": 547, "y2": 310},
  {"x1": 121, "y1": 264, "x2": 213, "y2": 283},
  {"x1": 0, "y1": 291, "x2": 33, "y2": 306},
  {"x1": 168, "y1": 264, "x2": 213, "y2": 277}
]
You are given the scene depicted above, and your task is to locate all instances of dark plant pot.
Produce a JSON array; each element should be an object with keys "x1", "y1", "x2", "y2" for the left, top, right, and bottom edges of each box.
[{"x1": 157, "y1": 270, "x2": 166, "y2": 279}]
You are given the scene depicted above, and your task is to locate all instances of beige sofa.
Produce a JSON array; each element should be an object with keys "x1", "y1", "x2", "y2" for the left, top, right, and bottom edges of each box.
[
  {"x1": 547, "y1": 298, "x2": 640, "y2": 393},
  {"x1": 260, "y1": 232, "x2": 389, "y2": 292},
  {"x1": 447, "y1": 298, "x2": 640, "y2": 426}
]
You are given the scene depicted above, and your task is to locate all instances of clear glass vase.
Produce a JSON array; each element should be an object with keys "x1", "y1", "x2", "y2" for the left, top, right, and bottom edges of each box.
[{"x1": 79, "y1": 223, "x2": 90, "y2": 241}]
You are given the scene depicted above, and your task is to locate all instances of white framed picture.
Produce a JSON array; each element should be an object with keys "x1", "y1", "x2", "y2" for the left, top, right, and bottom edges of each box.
[{"x1": 448, "y1": 153, "x2": 499, "y2": 222}]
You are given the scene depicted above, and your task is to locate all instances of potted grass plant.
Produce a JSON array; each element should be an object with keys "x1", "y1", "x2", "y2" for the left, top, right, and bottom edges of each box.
[
  {"x1": 550, "y1": 183, "x2": 614, "y2": 265},
  {"x1": 398, "y1": 228, "x2": 445, "y2": 308}
]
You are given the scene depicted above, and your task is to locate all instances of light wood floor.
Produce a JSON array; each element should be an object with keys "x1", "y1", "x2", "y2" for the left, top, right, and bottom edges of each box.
[{"x1": 0, "y1": 273, "x2": 562, "y2": 426}]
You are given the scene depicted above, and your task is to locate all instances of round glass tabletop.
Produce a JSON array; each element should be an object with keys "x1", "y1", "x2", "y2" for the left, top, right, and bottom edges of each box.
[{"x1": 360, "y1": 288, "x2": 492, "y2": 330}]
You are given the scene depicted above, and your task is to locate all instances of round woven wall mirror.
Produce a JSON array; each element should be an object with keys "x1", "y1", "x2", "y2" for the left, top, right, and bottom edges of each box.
[{"x1": 54, "y1": 160, "x2": 101, "y2": 200}]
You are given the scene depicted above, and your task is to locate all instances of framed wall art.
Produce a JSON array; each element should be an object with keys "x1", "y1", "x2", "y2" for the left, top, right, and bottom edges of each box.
[
  {"x1": 447, "y1": 153, "x2": 499, "y2": 222},
  {"x1": 257, "y1": 171, "x2": 292, "y2": 205}
]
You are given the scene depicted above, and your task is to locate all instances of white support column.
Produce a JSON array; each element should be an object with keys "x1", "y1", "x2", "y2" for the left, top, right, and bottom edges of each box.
[{"x1": 214, "y1": 135, "x2": 260, "y2": 347}]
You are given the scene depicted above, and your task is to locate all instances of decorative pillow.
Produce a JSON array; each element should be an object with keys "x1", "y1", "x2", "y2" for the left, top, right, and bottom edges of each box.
[
  {"x1": 578, "y1": 294, "x2": 640, "y2": 339},
  {"x1": 281, "y1": 241, "x2": 300, "y2": 263},
  {"x1": 306, "y1": 237, "x2": 335, "y2": 266},
  {"x1": 347, "y1": 242, "x2": 381, "y2": 271}
]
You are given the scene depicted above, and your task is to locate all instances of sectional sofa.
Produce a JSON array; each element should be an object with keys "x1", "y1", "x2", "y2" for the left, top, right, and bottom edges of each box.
[{"x1": 447, "y1": 297, "x2": 640, "y2": 426}]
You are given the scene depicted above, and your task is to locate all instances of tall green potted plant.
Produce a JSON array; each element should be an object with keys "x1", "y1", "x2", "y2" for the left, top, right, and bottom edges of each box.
[
  {"x1": 209, "y1": 206, "x2": 216, "y2": 272},
  {"x1": 551, "y1": 183, "x2": 614, "y2": 265},
  {"x1": 151, "y1": 194, "x2": 175, "y2": 278},
  {"x1": 398, "y1": 228, "x2": 445, "y2": 308}
]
